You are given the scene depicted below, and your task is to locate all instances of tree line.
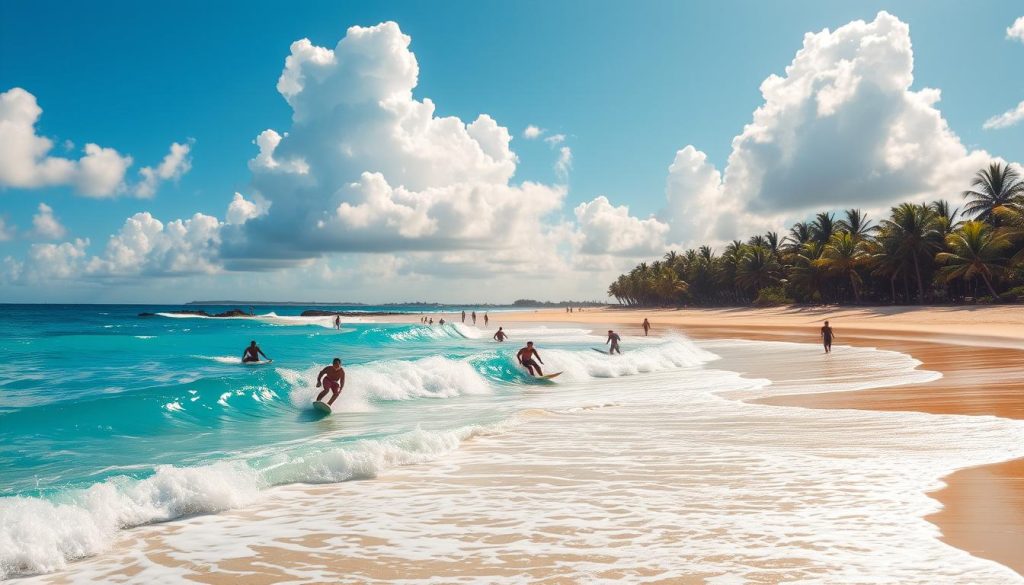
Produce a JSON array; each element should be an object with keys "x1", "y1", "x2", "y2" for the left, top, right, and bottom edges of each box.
[{"x1": 608, "y1": 162, "x2": 1024, "y2": 307}]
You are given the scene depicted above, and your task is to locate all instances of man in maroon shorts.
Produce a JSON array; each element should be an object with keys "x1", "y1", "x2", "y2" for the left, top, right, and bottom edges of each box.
[{"x1": 315, "y1": 358, "x2": 346, "y2": 406}]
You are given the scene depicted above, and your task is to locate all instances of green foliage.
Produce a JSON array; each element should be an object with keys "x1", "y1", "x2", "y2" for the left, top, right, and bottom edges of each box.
[
  {"x1": 753, "y1": 286, "x2": 793, "y2": 307},
  {"x1": 607, "y1": 162, "x2": 1024, "y2": 307}
]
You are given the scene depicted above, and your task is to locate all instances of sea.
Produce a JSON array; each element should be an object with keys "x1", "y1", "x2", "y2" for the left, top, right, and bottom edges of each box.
[{"x1": 1, "y1": 304, "x2": 1023, "y2": 583}]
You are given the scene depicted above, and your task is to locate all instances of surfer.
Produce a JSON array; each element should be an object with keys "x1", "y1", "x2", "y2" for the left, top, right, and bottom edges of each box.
[
  {"x1": 315, "y1": 358, "x2": 346, "y2": 406},
  {"x1": 516, "y1": 341, "x2": 544, "y2": 376},
  {"x1": 493, "y1": 327, "x2": 508, "y2": 342},
  {"x1": 821, "y1": 321, "x2": 835, "y2": 354},
  {"x1": 606, "y1": 330, "x2": 621, "y2": 355},
  {"x1": 642, "y1": 318, "x2": 651, "y2": 336},
  {"x1": 241, "y1": 340, "x2": 270, "y2": 363}
]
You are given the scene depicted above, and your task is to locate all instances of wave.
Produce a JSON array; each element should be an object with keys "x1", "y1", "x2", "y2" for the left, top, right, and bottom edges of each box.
[
  {"x1": 0, "y1": 422, "x2": 515, "y2": 580},
  {"x1": 280, "y1": 355, "x2": 492, "y2": 413},
  {"x1": 155, "y1": 311, "x2": 359, "y2": 329},
  {"x1": 527, "y1": 336, "x2": 718, "y2": 381}
]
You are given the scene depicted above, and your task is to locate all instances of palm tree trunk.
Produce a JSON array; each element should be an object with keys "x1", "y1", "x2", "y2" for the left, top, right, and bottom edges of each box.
[
  {"x1": 889, "y1": 274, "x2": 896, "y2": 305},
  {"x1": 981, "y1": 273, "x2": 1000, "y2": 299},
  {"x1": 912, "y1": 254, "x2": 925, "y2": 304},
  {"x1": 850, "y1": 273, "x2": 860, "y2": 304}
]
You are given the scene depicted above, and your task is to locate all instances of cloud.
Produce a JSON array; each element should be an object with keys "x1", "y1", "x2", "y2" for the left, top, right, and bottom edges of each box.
[
  {"x1": 574, "y1": 196, "x2": 668, "y2": 256},
  {"x1": 226, "y1": 192, "x2": 265, "y2": 225},
  {"x1": 135, "y1": 141, "x2": 193, "y2": 197},
  {"x1": 31, "y1": 203, "x2": 66, "y2": 239},
  {"x1": 984, "y1": 100, "x2": 1024, "y2": 130},
  {"x1": 544, "y1": 133, "x2": 565, "y2": 145},
  {"x1": 1008, "y1": 16, "x2": 1024, "y2": 42},
  {"x1": 0, "y1": 217, "x2": 14, "y2": 241},
  {"x1": 555, "y1": 146, "x2": 572, "y2": 182},
  {"x1": 221, "y1": 22, "x2": 565, "y2": 272},
  {"x1": 0, "y1": 87, "x2": 190, "y2": 198},
  {"x1": 3, "y1": 238, "x2": 90, "y2": 283},
  {"x1": 85, "y1": 212, "x2": 222, "y2": 276},
  {"x1": 523, "y1": 125, "x2": 543, "y2": 139},
  {"x1": 662, "y1": 11, "x2": 992, "y2": 246}
]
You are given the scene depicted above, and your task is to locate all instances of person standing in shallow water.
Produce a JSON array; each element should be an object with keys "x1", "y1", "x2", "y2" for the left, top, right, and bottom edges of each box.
[
  {"x1": 642, "y1": 318, "x2": 651, "y2": 336},
  {"x1": 484, "y1": 313, "x2": 489, "y2": 326},
  {"x1": 821, "y1": 321, "x2": 835, "y2": 354},
  {"x1": 461, "y1": 310, "x2": 466, "y2": 323},
  {"x1": 493, "y1": 327, "x2": 508, "y2": 342},
  {"x1": 471, "y1": 311, "x2": 477, "y2": 325},
  {"x1": 606, "y1": 330, "x2": 621, "y2": 355}
]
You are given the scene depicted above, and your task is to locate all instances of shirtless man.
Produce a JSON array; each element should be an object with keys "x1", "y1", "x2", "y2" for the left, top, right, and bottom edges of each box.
[
  {"x1": 642, "y1": 318, "x2": 651, "y2": 336},
  {"x1": 484, "y1": 313, "x2": 489, "y2": 326},
  {"x1": 493, "y1": 327, "x2": 508, "y2": 342},
  {"x1": 315, "y1": 358, "x2": 346, "y2": 406},
  {"x1": 516, "y1": 341, "x2": 544, "y2": 376},
  {"x1": 821, "y1": 321, "x2": 835, "y2": 354},
  {"x1": 461, "y1": 310, "x2": 466, "y2": 323},
  {"x1": 241, "y1": 340, "x2": 270, "y2": 363},
  {"x1": 606, "y1": 330, "x2": 622, "y2": 355}
]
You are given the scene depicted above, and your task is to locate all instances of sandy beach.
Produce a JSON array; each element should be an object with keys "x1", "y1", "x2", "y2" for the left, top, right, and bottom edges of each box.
[{"x1": 492, "y1": 305, "x2": 1024, "y2": 576}]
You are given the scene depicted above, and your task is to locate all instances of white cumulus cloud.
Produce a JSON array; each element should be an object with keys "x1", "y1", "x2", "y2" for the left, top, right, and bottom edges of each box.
[
  {"x1": 1008, "y1": 16, "x2": 1024, "y2": 42},
  {"x1": 135, "y1": 141, "x2": 193, "y2": 197},
  {"x1": 0, "y1": 87, "x2": 190, "y2": 198},
  {"x1": 0, "y1": 217, "x2": 15, "y2": 241},
  {"x1": 221, "y1": 21, "x2": 565, "y2": 273},
  {"x1": 984, "y1": 100, "x2": 1024, "y2": 130},
  {"x1": 662, "y1": 11, "x2": 993, "y2": 246},
  {"x1": 574, "y1": 196, "x2": 668, "y2": 256},
  {"x1": 523, "y1": 125, "x2": 543, "y2": 139},
  {"x1": 31, "y1": 203, "x2": 66, "y2": 239}
]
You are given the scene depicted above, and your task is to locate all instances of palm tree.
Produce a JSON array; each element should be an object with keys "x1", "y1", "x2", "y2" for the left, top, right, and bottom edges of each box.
[
  {"x1": 936, "y1": 221, "x2": 1010, "y2": 298},
  {"x1": 816, "y1": 232, "x2": 868, "y2": 302},
  {"x1": 788, "y1": 241, "x2": 827, "y2": 302},
  {"x1": 878, "y1": 203, "x2": 943, "y2": 304},
  {"x1": 838, "y1": 209, "x2": 874, "y2": 242},
  {"x1": 930, "y1": 200, "x2": 962, "y2": 238},
  {"x1": 737, "y1": 246, "x2": 781, "y2": 293},
  {"x1": 962, "y1": 162, "x2": 1024, "y2": 223},
  {"x1": 811, "y1": 212, "x2": 837, "y2": 244}
]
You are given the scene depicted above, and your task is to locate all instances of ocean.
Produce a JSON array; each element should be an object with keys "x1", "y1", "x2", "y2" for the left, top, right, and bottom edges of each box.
[{"x1": 2, "y1": 304, "x2": 1023, "y2": 583}]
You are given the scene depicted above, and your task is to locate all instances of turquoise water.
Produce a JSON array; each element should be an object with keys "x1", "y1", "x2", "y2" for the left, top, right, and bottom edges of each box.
[{"x1": 1, "y1": 303, "x2": 709, "y2": 578}]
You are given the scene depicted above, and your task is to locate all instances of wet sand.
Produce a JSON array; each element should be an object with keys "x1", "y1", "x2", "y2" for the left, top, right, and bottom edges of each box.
[{"x1": 494, "y1": 307, "x2": 1024, "y2": 576}]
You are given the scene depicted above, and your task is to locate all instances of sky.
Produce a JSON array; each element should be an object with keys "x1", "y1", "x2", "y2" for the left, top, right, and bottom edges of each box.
[{"x1": 1, "y1": 0, "x2": 1022, "y2": 303}]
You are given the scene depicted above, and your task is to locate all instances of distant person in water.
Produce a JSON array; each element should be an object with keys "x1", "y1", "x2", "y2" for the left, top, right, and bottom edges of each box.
[
  {"x1": 821, "y1": 321, "x2": 835, "y2": 354},
  {"x1": 242, "y1": 340, "x2": 270, "y2": 363},
  {"x1": 334, "y1": 315, "x2": 341, "y2": 329},
  {"x1": 516, "y1": 341, "x2": 544, "y2": 376},
  {"x1": 642, "y1": 318, "x2": 651, "y2": 336},
  {"x1": 461, "y1": 310, "x2": 466, "y2": 323},
  {"x1": 472, "y1": 311, "x2": 477, "y2": 324},
  {"x1": 606, "y1": 330, "x2": 621, "y2": 354},
  {"x1": 439, "y1": 318, "x2": 446, "y2": 326},
  {"x1": 429, "y1": 318, "x2": 434, "y2": 325},
  {"x1": 484, "y1": 313, "x2": 489, "y2": 326},
  {"x1": 493, "y1": 327, "x2": 508, "y2": 342},
  {"x1": 315, "y1": 358, "x2": 346, "y2": 406}
]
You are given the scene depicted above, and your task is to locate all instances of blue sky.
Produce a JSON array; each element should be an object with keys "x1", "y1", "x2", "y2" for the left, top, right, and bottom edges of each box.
[{"x1": 1, "y1": 1, "x2": 1022, "y2": 302}]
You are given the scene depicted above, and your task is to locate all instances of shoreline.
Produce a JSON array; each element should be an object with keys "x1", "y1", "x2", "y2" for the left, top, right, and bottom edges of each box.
[{"x1": 491, "y1": 306, "x2": 1024, "y2": 576}]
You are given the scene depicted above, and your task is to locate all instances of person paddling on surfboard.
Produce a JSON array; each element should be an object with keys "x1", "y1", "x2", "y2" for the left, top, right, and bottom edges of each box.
[
  {"x1": 605, "y1": 330, "x2": 622, "y2": 355},
  {"x1": 242, "y1": 340, "x2": 270, "y2": 363},
  {"x1": 315, "y1": 358, "x2": 346, "y2": 406},
  {"x1": 493, "y1": 327, "x2": 508, "y2": 342},
  {"x1": 516, "y1": 341, "x2": 544, "y2": 377}
]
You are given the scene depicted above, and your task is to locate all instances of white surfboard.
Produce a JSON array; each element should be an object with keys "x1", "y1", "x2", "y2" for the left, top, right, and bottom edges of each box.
[
  {"x1": 313, "y1": 400, "x2": 332, "y2": 414},
  {"x1": 242, "y1": 359, "x2": 273, "y2": 366},
  {"x1": 539, "y1": 372, "x2": 563, "y2": 380}
]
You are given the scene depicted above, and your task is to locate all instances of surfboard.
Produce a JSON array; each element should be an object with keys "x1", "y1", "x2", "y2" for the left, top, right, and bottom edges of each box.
[
  {"x1": 242, "y1": 359, "x2": 273, "y2": 366},
  {"x1": 313, "y1": 400, "x2": 332, "y2": 414},
  {"x1": 539, "y1": 372, "x2": 563, "y2": 380}
]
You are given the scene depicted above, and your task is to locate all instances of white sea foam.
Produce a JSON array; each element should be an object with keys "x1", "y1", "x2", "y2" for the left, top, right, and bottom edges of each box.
[
  {"x1": 191, "y1": 355, "x2": 243, "y2": 364},
  {"x1": 0, "y1": 423, "x2": 515, "y2": 580},
  {"x1": 156, "y1": 311, "x2": 359, "y2": 329}
]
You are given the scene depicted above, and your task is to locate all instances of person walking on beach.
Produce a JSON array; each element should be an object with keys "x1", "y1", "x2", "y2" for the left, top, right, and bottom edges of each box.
[
  {"x1": 606, "y1": 330, "x2": 622, "y2": 355},
  {"x1": 516, "y1": 341, "x2": 545, "y2": 377},
  {"x1": 472, "y1": 311, "x2": 477, "y2": 324},
  {"x1": 242, "y1": 340, "x2": 270, "y2": 363},
  {"x1": 821, "y1": 321, "x2": 835, "y2": 354},
  {"x1": 642, "y1": 318, "x2": 651, "y2": 336},
  {"x1": 461, "y1": 310, "x2": 466, "y2": 323},
  {"x1": 493, "y1": 327, "x2": 508, "y2": 342},
  {"x1": 315, "y1": 358, "x2": 346, "y2": 406},
  {"x1": 484, "y1": 313, "x2": 489, "y2": 326}
]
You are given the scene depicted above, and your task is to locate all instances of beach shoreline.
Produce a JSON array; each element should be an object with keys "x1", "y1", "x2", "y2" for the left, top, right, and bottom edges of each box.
[{"x1": 483, "y1": 306, "x2": 1024, "y2": 576}]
